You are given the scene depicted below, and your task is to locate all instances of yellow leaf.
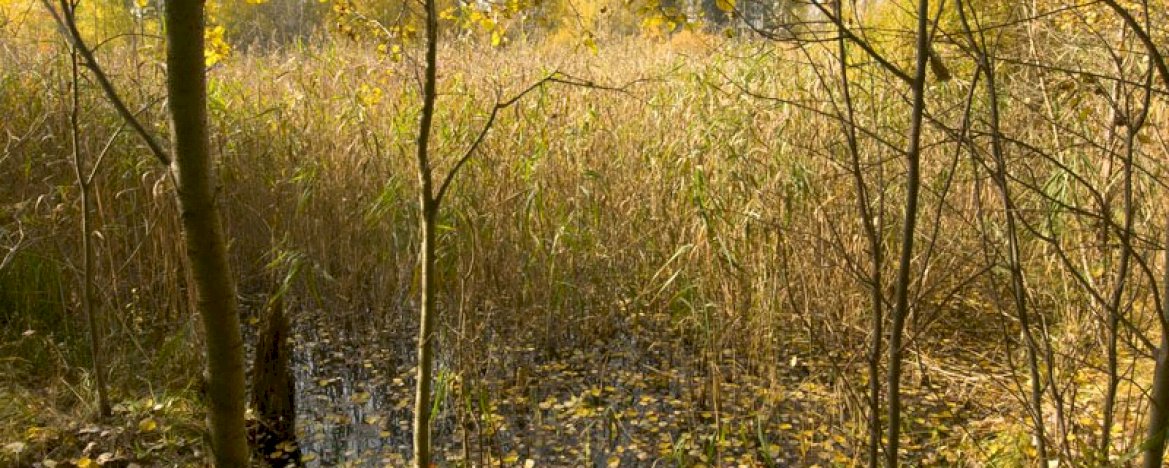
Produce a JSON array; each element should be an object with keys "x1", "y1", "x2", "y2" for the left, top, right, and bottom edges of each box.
[
  {"x1": 203, "y1": 25, "x2": 231, "y2": 67},
  {"x1": 502, "y1": 451, "x2": 519, "y2": 463},
  {"x1": 582, "y1": 34, "x2": 598, "y2": 55},
  {"x1": 491, "y1": 30, "x2": 503, "y2": 47},
  {"x1": 350, "y1": 391, "x2": 371, "y2": 404},
  {"x1": 715, "y1": 0, "x2": 734, "y2": 12},
  {"x1": 138, "y1": 418, "x2": 158, "y2": 432},
  {"x1": 75, "y1": 457, "x2": 94, "y2": 468}
]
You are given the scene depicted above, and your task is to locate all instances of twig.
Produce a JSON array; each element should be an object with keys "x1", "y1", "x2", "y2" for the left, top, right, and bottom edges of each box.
[
  {"x1": 41, "y1": 0, "x2": 170, "y2": 166},
  {"x1": 434, "y1": 72, "x2": 643, "y2": 205}
]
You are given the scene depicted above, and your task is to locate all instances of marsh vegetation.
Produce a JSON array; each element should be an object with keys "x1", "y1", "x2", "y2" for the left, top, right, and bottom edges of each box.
[{"x1": 3, "y1": 0, "x2": 1169, "y2": 465}]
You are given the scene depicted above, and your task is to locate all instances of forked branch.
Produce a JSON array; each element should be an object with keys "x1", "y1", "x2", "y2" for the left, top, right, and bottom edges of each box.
[{"x1": 41, "y1": 0, "x2": 170, "y2": 166}]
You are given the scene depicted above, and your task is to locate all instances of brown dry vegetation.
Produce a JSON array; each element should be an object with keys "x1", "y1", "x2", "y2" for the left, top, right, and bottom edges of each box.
[{"x1": 3, "y1": 1, "x2": 1169, "y2": 465}]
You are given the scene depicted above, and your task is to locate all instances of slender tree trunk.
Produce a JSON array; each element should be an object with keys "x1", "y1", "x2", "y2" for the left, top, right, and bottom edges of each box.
[
  {"x1": 41, "y1": 1, "x2": 246, "y2": 462},
  {"x1": 163, "y1": 4, "x2": 249, "y2": 466},
  {"x1": 1090, "y1": 3, "x2": 1169, "y2": 466},
  {"x1": 413, "y1": 202, "x2": 438, "y2": 467},
  {"x1": 1146, "y1": 226, "x2": 1169, "y2": 467},
  {"x1": 1098, "y1": 27, "x2": 1156, "y2": 462},
  {"x1": 1098, "y1": 27, "x2": 1126, "y2": 463},
  {"x1": 411, "y1": 0, "x2": 440, "y2": 460},
  {"x1": 983, "y1": 40, "x2": 1051, "y2": 468},
  {"x1": 953, "y1": 2, "x2": 1050, "y2": 458},
  {"x1": 69, "y1": 42, "x2": 111, "y2": 419},
  {"x1": 831, "y1": 1, "x2": 883, "y2": 464},
  {"x1": 1101, "y1": 89, "x2": 1139, "y2": 464},
  {"x1": 886, "y1": 0, "x2": 930, "y2": 465}
]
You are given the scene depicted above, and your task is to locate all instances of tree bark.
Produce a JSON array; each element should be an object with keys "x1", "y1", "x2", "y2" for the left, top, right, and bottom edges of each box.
[
  {"x1": 830, "y1": 1, "x2": 883, "y2": 464},
  {"x1": 1091, "y1": 3, "x2": 1169, "y2": 466},
  {"x1": 251, "y1": 298, "x2": 298, "y2": 466},
  {"x1": 953, "y1": 2, "x2": 1050, "y2": 459},
  {"x1": 70, "y1": 41, "x2": 111, "y2": 419},
  {"x1": 1146, "y1": 239, "x2": 1169, "y2": 468},
  {"x1": 163, "y1": 3, "x2": 249, "y2": 466},
  {"x1": 886, "y1": 0, "x2": 930, "y2": 465},
  {"x1": 413, "y1": 203, "x2": 438, "y2": 467},
  {"x1": 412, "y1": 0, "x2": 440, "y2": 461}
]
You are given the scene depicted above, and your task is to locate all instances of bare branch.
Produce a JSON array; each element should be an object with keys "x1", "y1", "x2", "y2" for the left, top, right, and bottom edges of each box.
[
  {"x1": 434, "y1": 72, "x2": 644, "y2": 205},
  {"x1": 41, "y1": 0, "x2": 171, "y2": 166}
]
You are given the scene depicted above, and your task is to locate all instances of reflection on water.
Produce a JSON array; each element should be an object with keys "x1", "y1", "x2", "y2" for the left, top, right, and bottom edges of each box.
[
  {"x1": 292, "y1": 316, "x2": 421, "y2": 466},
  {"x1": 283, "y1": 310, "x2": 865, "y2": 467}
]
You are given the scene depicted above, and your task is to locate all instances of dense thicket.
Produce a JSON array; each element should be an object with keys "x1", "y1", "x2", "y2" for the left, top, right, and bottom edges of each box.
[{"x1": 3, "y1": 0, "x2": 1169, "y2": 465}]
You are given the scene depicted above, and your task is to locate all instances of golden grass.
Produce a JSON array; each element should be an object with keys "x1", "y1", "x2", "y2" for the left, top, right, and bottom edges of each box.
[{"x1": 2, "y1": 22, "x2": 1168, "y2": 463}]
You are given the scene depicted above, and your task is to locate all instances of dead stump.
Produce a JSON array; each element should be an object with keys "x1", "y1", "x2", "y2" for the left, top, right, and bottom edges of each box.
[{"x1": 250, "y1": 299, "x2": 299, "y2": 466}]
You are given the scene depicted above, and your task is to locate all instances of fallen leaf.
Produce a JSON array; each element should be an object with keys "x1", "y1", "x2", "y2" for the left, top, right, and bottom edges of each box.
[
  {"x1": 3, "y1": 441, "x2": 26, "y2": 454},
  {"x1": 138, "y1": 418, "x2": 158, "y2": 433}
]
